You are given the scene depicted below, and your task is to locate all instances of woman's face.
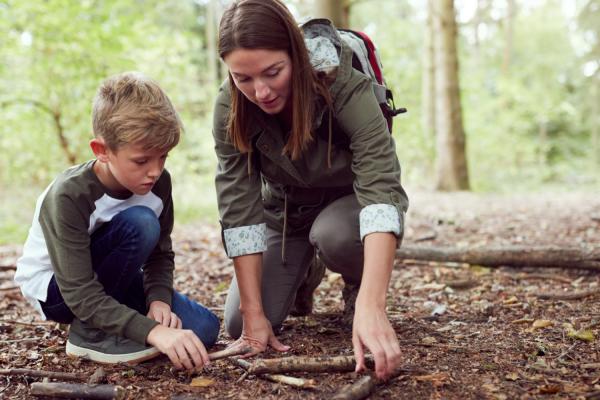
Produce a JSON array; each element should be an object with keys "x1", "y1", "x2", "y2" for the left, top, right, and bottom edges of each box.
[{"x1": 224, "y1": 48, "x2": 292, "y2": 115}]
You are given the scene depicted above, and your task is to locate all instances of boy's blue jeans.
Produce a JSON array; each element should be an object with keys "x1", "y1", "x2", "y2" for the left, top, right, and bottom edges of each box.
[{"x1": 39, "y1": 206, "x2": 219, "y2": 347}]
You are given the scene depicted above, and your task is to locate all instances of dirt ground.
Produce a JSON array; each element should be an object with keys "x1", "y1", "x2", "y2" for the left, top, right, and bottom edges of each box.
[{"x1": 1, "y1": 191, "x2": 600, "y2": 399}]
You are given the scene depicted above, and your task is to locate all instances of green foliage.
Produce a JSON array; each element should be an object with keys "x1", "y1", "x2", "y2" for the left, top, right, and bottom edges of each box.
[{"x1": 0, "y1": 0, "x2": 598, "y2": 244}]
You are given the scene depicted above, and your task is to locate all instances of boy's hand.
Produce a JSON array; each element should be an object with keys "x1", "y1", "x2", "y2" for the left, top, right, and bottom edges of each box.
[
  {"x1": 147, "y1": 300, "x2": 181, "y2": 329},
  {"x1": 147, "y1": 325, "x2": 210, "y2": 370}
]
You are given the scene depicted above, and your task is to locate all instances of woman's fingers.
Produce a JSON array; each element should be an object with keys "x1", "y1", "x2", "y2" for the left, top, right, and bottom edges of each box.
[
  {"x1": 268, "y1": 334, "x2": 290, "y2": 352},
  {"x1": 352, "y1": 333, "x2": 365, "y2": 373}
]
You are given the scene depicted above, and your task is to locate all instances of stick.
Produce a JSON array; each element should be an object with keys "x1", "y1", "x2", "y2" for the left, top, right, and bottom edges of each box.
[
  {"x1": 0, "y1": 368, "x2": 86, "y2": 381},
  {"x1": 0, "y1": 319, "x2": 56, "y2": 326},
  {"x1": 0, "y1": 265, "x2": 16, "y2": 271},
  {"x1": 208, "y1": 346, "x2": 251, "y2": 361},
  {"x1": 332, "y1": 375, "x2": 375, "y2": 400},
  {"x1": 0, "y1": 286, "x2": 18, "y2": 291},
  {"x1": 535, "y1": 288, "x2": 598, "y2": 300},
  {"x1": 396, "y1": 245, "x2": 600, "y2": 270},
  {"x1": 332, "y1": 365, "x2": 428, "y2": 400},
  {"x1": 233, "y1": 358, "x2": 316, "y2": 389},
  {"x1": 515, "y1": 272, "x2": 572, "y2": 283},
  {"x1": 248, "y1": 355, "x2": 358, "y2": 375},
  {"x1": 30, "y1": 382, "x2": 125, "y2": 399}
]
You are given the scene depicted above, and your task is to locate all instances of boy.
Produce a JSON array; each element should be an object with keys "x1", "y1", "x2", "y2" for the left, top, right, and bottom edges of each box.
[{"x1": 14, "y1": 72, "x2": 219, "y2": 370}]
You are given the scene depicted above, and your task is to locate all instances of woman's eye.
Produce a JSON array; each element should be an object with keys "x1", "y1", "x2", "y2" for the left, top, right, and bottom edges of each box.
[{"x1": 266, "y1": 69, "x2": 280, "y2": 77}]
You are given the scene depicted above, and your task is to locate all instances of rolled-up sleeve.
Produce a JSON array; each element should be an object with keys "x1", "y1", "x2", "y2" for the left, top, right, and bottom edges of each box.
[
  {"x1": 333, "y1": 67, "x2": 409, "y2": 242},
  {"x1": 213, "y1": 85, "x2": 266, "y2": 257}
]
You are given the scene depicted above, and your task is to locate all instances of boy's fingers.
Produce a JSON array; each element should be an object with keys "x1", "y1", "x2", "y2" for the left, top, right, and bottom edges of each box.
[
  {"x1": 175, "y1": 344, "x2": 193, "y2": 370},
  {"x1": 169, "y1": 314, "x2": 179, "y2": 328},
  {"x1": 167, "y1": 349, "x2": 183, "y2": 369},
  {"x1": 192, "y1": 335, "x2": 210, "y2": 365},
  {"x1": 184, "y1": 339, "x2": 204, "y2": 369}
]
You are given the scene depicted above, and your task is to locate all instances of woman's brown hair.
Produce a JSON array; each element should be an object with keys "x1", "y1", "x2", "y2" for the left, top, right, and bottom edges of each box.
[{"x1": 218, "y1": 0, "x2": 331, "y2": 160}]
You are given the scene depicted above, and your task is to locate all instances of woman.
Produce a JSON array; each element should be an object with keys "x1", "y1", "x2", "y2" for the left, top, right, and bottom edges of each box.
[{"x1": 213, "y1": 0, "x2": 408, "y2": 380}]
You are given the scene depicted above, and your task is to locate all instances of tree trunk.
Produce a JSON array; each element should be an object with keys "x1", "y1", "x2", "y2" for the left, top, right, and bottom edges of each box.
[
  {"x1": 206, "y1": 0, "x2": 218, "y2": 89},
  {"x1": 396, "y1": 245, "x2": 600, "y2": 270},
  {"x1": 422, "y1": 0, "x2": 436, "y2": 142},
  {"x1": 502, "y1": 0, "x2": 516, "y2": 74},
  {"x1": 592, "y1": 78, "x2": 599, "y2": 168},
  {"x1": 315, "y1": 0, "x2": 348, "y2": 29},
  {"x1": 433, "y1": 0, "x2": 470, "y2": 191}
]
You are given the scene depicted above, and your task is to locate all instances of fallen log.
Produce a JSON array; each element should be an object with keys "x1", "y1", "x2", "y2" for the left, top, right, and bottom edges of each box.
[
  {"x1": 396, "y1": 245, "x2": 600, "y2": 270},
  {"x1": 30, "y1": 382, "x2": 125, "y2": 399}
]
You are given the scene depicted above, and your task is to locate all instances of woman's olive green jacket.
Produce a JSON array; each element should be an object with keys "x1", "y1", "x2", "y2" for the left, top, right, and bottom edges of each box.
[{"x1": 212, "y1": 19, "x2": 408, "y2": 258}]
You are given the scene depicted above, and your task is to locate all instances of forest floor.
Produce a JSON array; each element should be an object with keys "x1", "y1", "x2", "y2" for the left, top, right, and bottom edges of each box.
[{"x1": 1, "y1": 191, "x2": 600, "y2": 400}]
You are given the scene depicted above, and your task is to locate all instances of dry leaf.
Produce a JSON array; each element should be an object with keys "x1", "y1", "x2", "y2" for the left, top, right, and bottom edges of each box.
[
  {"x1": 190, "y1": 377, "x2": 215, "y2": 387},
  {"x1": 570, "y1": 329, "x2": 595, "y2": 342},
  {"x1": 504, "y1": 372, "x2": 519, "y2": 381},
  {"x1": 563, "y1": 323, "x2": 595, "y2": 342},
  {"x1": 421, "y1": 336, "x2": 437, "y2": 345},
  {"x1": 532, "y1": 320, "x2": 553, "y2": 329},
  {"x1": 511, "y1": 318, "x2": 534, "y2": 324}
]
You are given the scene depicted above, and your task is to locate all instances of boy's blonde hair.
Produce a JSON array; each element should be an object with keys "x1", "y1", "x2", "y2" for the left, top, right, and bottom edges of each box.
[{"x1": 92, "y1": 72, "x2": 182, "y2": 151}]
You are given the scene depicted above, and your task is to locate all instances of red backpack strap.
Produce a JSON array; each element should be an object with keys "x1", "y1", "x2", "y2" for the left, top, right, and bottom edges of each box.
[{"x1": 354, "y1": 31, "x2": 383, "y2": 85}]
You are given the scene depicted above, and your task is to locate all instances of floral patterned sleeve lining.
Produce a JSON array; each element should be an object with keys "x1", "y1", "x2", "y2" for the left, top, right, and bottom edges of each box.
[
  {"x1": 359, "y1": 204, "x2": 401, "y2": 242},
  {"x1": 223, "y1": 223, "x2": 268, "y2": 258}
]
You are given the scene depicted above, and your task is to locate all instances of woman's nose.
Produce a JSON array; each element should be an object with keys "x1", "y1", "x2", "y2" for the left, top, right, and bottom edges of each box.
[{"x1": 254, "y1": 80, "x2": 270, "y2": 100}]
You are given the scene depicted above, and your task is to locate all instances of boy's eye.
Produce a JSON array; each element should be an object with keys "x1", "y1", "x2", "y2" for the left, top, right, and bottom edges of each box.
[{"x1": 134, "y1": 160, "x2": 147, "y2": 165}]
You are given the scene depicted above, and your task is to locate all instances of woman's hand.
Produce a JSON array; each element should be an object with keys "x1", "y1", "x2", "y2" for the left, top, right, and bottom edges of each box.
[
  {"x1": 147, "y1": 300, "x2": 182, "y2": 329},
  {"x1": 229, "y1": 311, "x2": 290, "y2": 357},
  {"x1": 147, "y1": 325, "x2": 209, "y2": 370},
  {"x1": 352, "y1": 301, "x2": 401, "y2": 380}
]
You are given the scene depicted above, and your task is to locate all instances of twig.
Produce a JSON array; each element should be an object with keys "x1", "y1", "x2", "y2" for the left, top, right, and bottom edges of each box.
[
  {"x1": 332, "y1": 365, "x2": 428, "y2": 400},
  {"x1": 582, "y1": 363, "x2": 600, "y2": 370},
  {"x1": 87, "y1": 367, "x2": 106, "y2": 385},
  {"x1": 0, "y1": 286, "x2": 19, "y2": 291},
  {"x1": 208, "y1": 346, "x2": 251, "y2": 361},
  {"x1": 332, "y1": 375, "x2": 375, "y2": 400},
  {"x1": 515, "y1": 272, "x2": 572, "y2": 284},
  {"x1": 536, "y1": 288, "x2": 599, "y2": 300},
  {"x1": 0, "y1": 368, "x2": 86, "y2": 381},
  {"x1": 0, "y1": 265, "x2": 16, "y2": 271},
  {"x1": 0, "y1": 319, "x2": 56, "y2": 326},
  {"x1": 30, "y1": 382, "x2": 125, "y2": 399},
  {"x1": 555, "y1": 343, "x2": 578, "y2": 361},
  {"x1": 442, "y1": 278, "x2": 478, "y2": 289},
  {"x1": 248, "y1": 355, "x2": 357, "y2": 375},
  {"x1": 233, "y1": 358, "x2": 316, "y2": 389},
  {"x1": 0, "y1": 338, "x2": 41, "y2": 344}
]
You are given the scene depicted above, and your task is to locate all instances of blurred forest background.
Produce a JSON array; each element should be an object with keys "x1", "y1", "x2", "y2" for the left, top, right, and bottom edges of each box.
[{"x1": 0, "y1": 0, "x2": 598, "y2": 245}]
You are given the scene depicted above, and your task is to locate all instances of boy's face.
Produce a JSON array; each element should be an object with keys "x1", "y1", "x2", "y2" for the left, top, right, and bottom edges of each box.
[{"x1": 92, "y1": 139, "x2": 169, "y2": 195}]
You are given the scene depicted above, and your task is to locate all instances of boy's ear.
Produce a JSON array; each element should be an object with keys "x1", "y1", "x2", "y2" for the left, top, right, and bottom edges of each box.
[{"x1": 90, "y1": 137, "x2": 110, "y2": 162}]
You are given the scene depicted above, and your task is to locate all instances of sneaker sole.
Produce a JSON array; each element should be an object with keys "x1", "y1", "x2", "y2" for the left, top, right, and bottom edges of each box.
[{"x1": 66, "y1": 341, "x2": 160, "y2": 364}]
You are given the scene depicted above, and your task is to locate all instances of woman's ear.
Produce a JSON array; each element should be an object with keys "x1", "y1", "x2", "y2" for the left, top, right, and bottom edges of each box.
[{"x1": 90, "y1": 137, "x2": 109, "y2": 162}]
